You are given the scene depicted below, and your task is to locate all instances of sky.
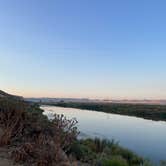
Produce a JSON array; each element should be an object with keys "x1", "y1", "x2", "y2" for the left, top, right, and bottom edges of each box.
[{"x1": 0, "y1": 0, "x2": 166, "y2": 99}]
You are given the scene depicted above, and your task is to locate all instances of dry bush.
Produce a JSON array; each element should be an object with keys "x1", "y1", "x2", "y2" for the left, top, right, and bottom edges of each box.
[
  {"x1": 0, "y1": 99, "x2": 26, "y2": 145},
  {"x1": 51, "y1": 114, "x2": 79, "y2": 152},
  {"x1": 0, "y1": 98, "x2": 79, "y2": 165},
  {"x1": 12, "y1": 141, "x2": 56, "y2": 165},
  {"x1": 12, "y1": 143, "x2": 34, "y2": 162}
]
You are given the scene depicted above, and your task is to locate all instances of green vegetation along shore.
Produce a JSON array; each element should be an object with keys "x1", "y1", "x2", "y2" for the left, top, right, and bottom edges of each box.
[
  {"x1": 50, "y1": 102, "x2": 166, "y2": 121},
  {"x1": 0, "y1": 91, "x2": 165, "y2": 165}
]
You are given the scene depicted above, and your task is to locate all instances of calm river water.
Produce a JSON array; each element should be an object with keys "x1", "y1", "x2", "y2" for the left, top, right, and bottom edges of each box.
[{"x1": 41, "y1": 105, "x2": 166, "y2": 162}]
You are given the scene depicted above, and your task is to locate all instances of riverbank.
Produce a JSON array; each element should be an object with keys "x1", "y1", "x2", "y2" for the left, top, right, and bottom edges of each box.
[{"x1": 49, "y1": 102, "x2": 166, "y2": 121}]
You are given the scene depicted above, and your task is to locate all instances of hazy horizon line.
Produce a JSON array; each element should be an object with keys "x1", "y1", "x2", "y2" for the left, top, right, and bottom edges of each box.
[{"x1": 24, "y1": 96, "x2": 166, "y2": 101}]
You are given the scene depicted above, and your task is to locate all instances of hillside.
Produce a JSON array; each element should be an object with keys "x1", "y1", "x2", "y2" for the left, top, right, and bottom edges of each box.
[{"x1": 0, "y1": 90, "x2": 23, "y2": 100}]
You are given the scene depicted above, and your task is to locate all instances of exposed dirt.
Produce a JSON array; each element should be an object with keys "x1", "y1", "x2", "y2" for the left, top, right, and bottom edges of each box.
[{"x1": 0, "y1": 147, "x2": 22, "y2": 166}]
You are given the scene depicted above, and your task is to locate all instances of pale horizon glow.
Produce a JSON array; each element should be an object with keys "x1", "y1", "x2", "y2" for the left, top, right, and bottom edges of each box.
[{"x1": 0, "y1": 0, "x2": 166, "y2": 100}]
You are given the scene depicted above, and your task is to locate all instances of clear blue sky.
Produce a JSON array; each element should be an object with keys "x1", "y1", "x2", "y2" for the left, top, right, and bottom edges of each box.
[{"x1": 0, "y1": 0, "x2": 166, "y2": 99}]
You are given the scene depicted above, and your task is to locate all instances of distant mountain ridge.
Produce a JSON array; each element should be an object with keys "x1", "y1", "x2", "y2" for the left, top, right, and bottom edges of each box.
[{"x1": 0, "y1": 90, "x2": 23, "y2": 100}]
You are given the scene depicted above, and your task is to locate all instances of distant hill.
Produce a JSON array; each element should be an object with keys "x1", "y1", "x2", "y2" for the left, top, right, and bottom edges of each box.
[
  {"x1": 25, "y1": 97, "x2": 166, "y2": 105},
  {"x1": 0, "y1": 90, "x2": 23, "y2": 100},
  {"x1": 25, "y1": 97, "x2": 91, "y2": 103}
]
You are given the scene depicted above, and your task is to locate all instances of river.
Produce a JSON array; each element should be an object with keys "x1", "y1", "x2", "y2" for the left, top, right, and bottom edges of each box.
[{"x1": 41, "y1": 105, "x2": 166, "y2": 162}]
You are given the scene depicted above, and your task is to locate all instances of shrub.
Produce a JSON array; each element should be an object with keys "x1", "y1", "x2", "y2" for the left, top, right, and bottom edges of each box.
[
  {"x1": 51, "y1": 114, "x2": 79, "y2": 152},
  {"x1": 69, "y1": 141, "x2": 96, "y2": 163},
  {"x1": 0, "y1": 98, "x2": 26, "y2": 145},
  {"x1": 70, "y1": 138, "x2": 143, "y2": 166},
  {"x1": 101, "y1": 159, "x2": 128, "y2": 166},
  {"x1": 99, "y1": 156, "x2": 128, "y2": 166}
]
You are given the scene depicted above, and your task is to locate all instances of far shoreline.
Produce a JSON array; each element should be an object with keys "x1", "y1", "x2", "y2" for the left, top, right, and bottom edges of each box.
[{"x1": 39, "y1": 102, "x2": 166, "y2": 122}]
